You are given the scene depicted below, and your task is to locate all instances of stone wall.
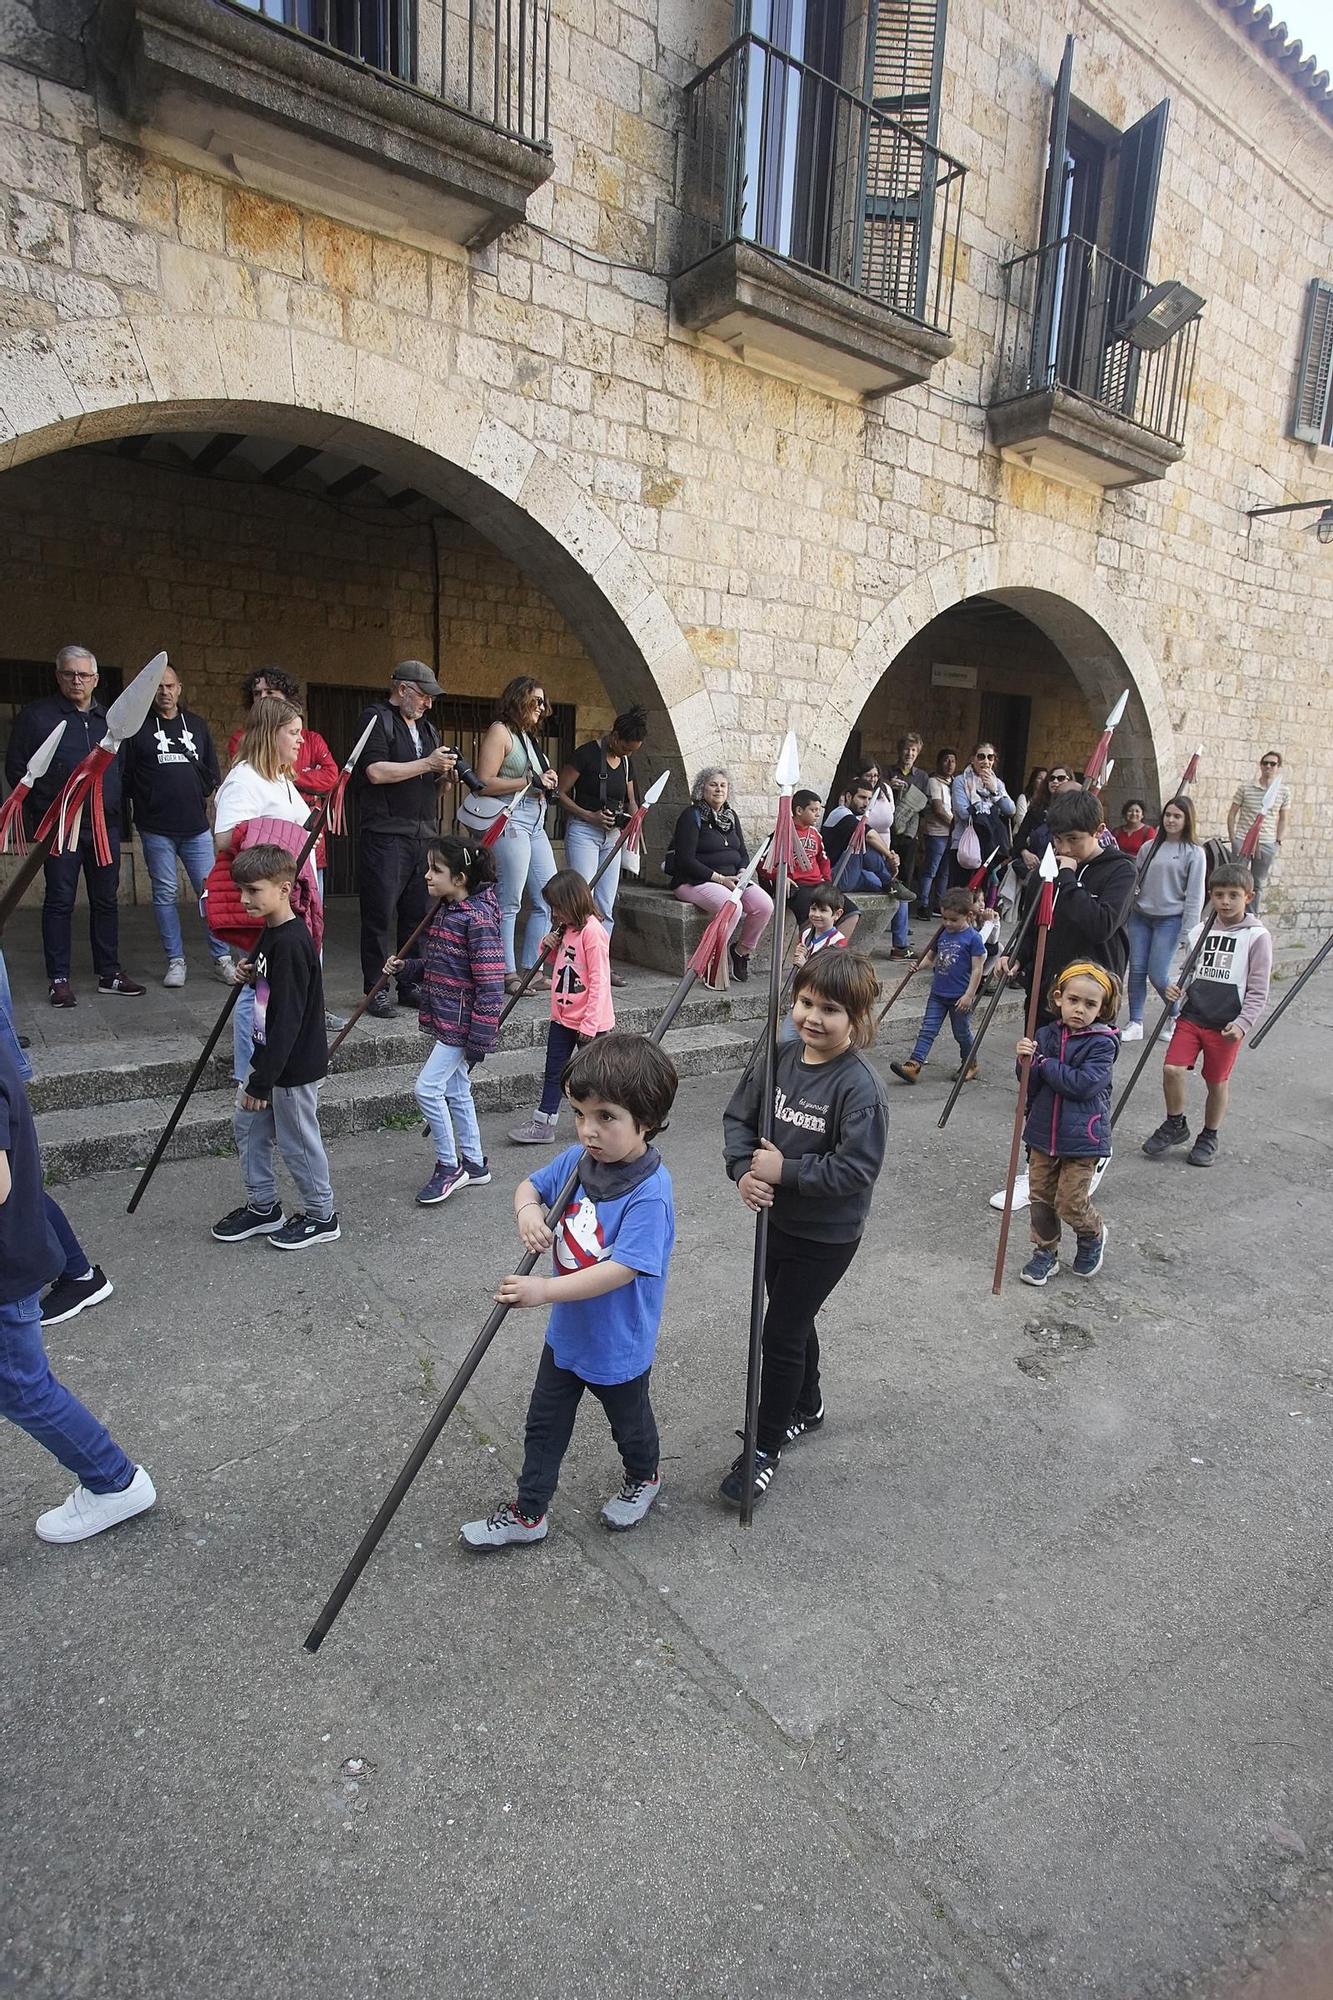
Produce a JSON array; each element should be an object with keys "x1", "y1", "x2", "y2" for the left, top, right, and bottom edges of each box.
[{"x1": 0, "y1": 0, "x2": 1330, "y2": 937}]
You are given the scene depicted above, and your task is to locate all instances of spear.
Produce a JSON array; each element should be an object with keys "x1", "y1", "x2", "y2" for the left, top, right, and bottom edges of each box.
[
  {"x1": 1109, "y1": 773, "x2": 1283, "y2": 1131},
  {"x1": 0, "y1": 724, "x2": 67, "y2": 857},
  {"x1": 737, "y1": 732, "x2": 800, "y2": 1530},
  {"x1": 875, "y1": 845, "x2": 1000, "y2": 1027},
  {"x1": 303, "y1": 838, "x2": 773, "y2": 1653},
  {"x1": 1249, "y1": 930, "x2": 1332, "y2": 1051},
  {"x1": 1083, "y1": 689, "x2": 1128, "y2": 792},
  {"x1": 0, "y1": 654, "x2": 168, "y2": 937},
  {"x1": 992, "y1": 845, "x2": 1059, "y2": 1294},
  {"x1": 126, "y1": 717, "x2": 377, "y2": 1214}
]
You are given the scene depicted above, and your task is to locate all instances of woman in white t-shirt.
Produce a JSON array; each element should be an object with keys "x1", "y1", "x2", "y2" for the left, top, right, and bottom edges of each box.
[{"x1": 214, "y1": 700, "x2": 312, "y2": 1082}]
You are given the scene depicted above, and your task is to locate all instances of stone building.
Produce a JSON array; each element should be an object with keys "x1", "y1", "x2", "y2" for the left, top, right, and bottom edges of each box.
[{"x1": 0, "y1": 0, "x2": 1330, "y2": 927}]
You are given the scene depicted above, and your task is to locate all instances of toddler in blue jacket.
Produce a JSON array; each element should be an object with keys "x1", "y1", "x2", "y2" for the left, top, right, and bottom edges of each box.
[{"x1": 1015, "y1": 960, "x2": 1120, "y2": 1287}]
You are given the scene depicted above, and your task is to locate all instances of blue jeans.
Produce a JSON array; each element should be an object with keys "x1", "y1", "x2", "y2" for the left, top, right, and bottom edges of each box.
[
  {"x1": 1126, "y1": 910, "x2": 1182, "y2": 1024},
  {"x1": 140, "y1": 829, "x2": 229, "y2": 964},
  {"x1": 0, "y1": 1289, "x2": 134, "y2": 1492},
  {"x1": 492, "y1": 800, "x2": 557, "y2": 973},
  {"x1": 0, "y1": 947, "x2": 31, "y2": 1082},
  {"x1": 911, "y1": 989, "x2": 975, "y2": 1066},
  {"x1": 233, "y1": 981, "x2": 255, "y2": 1085},
  {"x1": 564, "y1": 817, "x2": 622, "y2": 932},
  {"x1": 414, "y1": 1041, "x2": 483, "y2": 1169},
  {"x1": 916, "y1": 833, "x2": 950, "y2": 912}
]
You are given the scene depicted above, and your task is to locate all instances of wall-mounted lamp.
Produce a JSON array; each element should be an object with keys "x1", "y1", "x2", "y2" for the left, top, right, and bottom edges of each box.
[
  {"x1": 1245, "y1": 497, "x2": 1333, "y2": 543},
  {"x1": 1318, "y1": 507, "x2": 1333, "y2": 546}
]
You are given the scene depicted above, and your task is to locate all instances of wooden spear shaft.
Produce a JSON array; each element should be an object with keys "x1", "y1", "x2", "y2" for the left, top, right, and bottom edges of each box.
[
  {"x1": 739, "y1": 843, "x2": 788, "y2": 1531},
  {"x1": 992, "y1": 917, "x2": 1052, "y2": 1294}
]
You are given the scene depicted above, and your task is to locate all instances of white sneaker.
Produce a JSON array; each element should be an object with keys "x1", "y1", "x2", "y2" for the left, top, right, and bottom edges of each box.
[
  {"x1": 1090, "y1": 1156, "x2": 1111, "y2": 1195},
  {"x1": 163, "y1": 959, "x2": 186, "y2": 989},
  {"x1": 460, "y1": 1502, "x2": 548, "y2": 1549},
  {"x1": 35, "y1": 1465, "x2": 156, "y2": 1544},
  {"x1": 1121, "y1": 1020, "x2": 1144, "y2": 1042},
  {"x1": 990, "y1": 1170, "x2": 1030, "y2": 1212},
  {"x1": 212, "y1": 957, "x2": 238, "y2": 985}
]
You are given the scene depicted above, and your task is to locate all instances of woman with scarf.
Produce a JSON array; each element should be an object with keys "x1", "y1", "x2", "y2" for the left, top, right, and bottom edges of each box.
[{"x1": 667, "y1": 767, "x2": 774, "y2": 983}]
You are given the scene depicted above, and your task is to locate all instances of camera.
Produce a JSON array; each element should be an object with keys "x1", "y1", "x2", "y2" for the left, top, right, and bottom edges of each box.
[{"x1": 443, "y1": 748, "x2": 485, "y2": 794}]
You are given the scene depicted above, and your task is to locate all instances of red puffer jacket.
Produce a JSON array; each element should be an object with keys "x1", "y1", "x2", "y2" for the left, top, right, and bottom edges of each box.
[{"x1": 203, "y1": 817, "x2": 325, "y2": 954}]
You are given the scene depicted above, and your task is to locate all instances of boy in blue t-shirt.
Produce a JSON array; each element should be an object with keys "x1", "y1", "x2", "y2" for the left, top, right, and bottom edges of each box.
[
  {"x1": 890, "y1": 887, "x2": 986, "y2": 1084},
  {"x1": 461, "y1": 1032, "x2": 679, "y2": 1548}
]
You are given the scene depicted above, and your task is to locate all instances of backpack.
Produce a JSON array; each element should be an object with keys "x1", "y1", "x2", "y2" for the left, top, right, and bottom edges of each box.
[{"x1": 1202, "y1": 835, "x2": 1230, "y2": 887}]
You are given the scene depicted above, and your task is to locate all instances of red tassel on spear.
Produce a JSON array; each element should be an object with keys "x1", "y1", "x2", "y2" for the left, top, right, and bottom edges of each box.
[
  {"x1": 1180, "y1": 743, "x2": 1203, "y2": 789},
  {"x1": 0, "y1": 723, "x2": 67, "y2": 857},
  {"x1": 480, "y1": 780, "x2": 534, "y2": 850},
  {"x1": 1238, "y1": 772, "x2": 1284, "y2": 860},
  {"x1": 992, "y1": 844, "x2": 1059, "y2": 1295}
]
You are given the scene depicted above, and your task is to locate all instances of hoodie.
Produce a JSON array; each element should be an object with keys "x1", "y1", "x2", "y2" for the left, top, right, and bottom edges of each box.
[
  {"x1": 1017, "y1": 844, "x2": 1137, "y2": 1007},
  {"x1": 1172, "y1": 911, "x2": 1271, "y2": 1033},
  {"x1": 1021, "y1": 1020, "x2": 1118, "y2": 1160}
]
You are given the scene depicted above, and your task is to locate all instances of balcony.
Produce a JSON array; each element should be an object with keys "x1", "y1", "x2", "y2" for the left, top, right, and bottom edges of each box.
[
  {"x1": 95, "y1": 0, "x2": 554, "y2": 249},
  {"x1": 988, "y1": 234, "x2": 1203, "y2": 491},
  {"x1": 671, "y1": 33, "x2": 965, "y2": 400}
]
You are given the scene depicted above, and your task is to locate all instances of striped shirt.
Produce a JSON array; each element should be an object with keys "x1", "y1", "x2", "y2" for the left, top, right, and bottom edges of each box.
[{"x1": 1231, "y1": 779, "x2": 1290, "y2": 846}]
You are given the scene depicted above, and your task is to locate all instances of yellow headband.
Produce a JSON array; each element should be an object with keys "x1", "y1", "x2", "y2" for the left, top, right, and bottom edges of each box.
[{"x1": 1055, "y1": 961, "x2": 1116, "y2": 1000}]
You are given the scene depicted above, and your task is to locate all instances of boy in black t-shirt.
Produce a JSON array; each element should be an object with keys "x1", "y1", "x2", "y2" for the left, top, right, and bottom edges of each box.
[
  {"x1": 0, "y1": 1038, "x2": 156, "y2": 1544},
  {"x1": 211, "y1": 845, "x2": 340, "y2": 1251}
]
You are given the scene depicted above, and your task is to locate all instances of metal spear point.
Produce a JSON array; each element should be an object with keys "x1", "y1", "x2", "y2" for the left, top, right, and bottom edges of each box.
[
  {"x1": 739, "y1": 733, "x2": 799, "y2": 1530},
  {"x1": 1083, "y1": 689, "x2": 1128, "y2": 791},
  {"x1": 0, "y1": 723, "x2": 67, "y2": 856}
]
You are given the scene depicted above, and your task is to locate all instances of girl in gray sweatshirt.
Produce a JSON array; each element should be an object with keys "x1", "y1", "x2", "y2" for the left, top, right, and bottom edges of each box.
[{"x1": 1124, "y1": 797, "x2": 1206, "y2": 1038}]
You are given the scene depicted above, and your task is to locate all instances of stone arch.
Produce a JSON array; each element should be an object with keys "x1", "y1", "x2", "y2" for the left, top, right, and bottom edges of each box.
[
  {"x1": 811, "y1": 541, "x2": 1176, "y2": 805},
  {"x1": 0, "y1": 314, "x2": 716, "y2": 785}
]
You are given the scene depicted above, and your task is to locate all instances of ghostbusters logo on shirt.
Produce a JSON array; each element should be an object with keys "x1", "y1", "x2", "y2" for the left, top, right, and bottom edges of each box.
[{"x1": 555, "y1": 1195, "x2": 607, "y2": 1271}]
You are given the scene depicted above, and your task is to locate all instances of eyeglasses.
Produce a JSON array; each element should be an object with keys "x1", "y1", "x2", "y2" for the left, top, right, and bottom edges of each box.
[
  {"x1": 1260, "y1": 759, "x2": 1280, "y2": 767},
  {"x1": 58, "y1": 667, "x2": 96, "y2": 679}
]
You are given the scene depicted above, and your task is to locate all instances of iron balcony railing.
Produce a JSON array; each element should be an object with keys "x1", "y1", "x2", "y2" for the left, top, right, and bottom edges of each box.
[
  {"x1": 227, "y1": 0, "x2": 551, "y2": 146},
  {"x1": 678, "y1": 32, "x2": 966, "y2": 335},
  {"x1": 995, "y1": 233, "x2": 1200, "y2": 448}
]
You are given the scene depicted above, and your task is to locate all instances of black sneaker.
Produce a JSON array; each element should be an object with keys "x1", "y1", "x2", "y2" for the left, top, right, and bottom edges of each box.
[
  {"x1": 719, "y1": 1446, "x2": 779, "y2": 1508},
  {"x1": 397, "y1": 984, "x2": 424, "y2": 1009},
  {"x1": 1142, "y1": 1116, "x2": 1189, "y2": 1159},
  {"x1": 366, "y1": 990, "x2": 396, "y2": 1021},
  {"x1": 1187, "y1": 1128, "x2": 1219, "y2": 1168},
  {"x1": 729, "y1": 945, "x2": 750, "y2": 984},
  {"x1": 782, "y1": 1403, "x2": 825, "y2": 1447},
  {"x1": 211, "y1": 1202, "x2": 285, "y2": 1242},
  {"x1": 1071, "y1": 1224, "x2": 1107, "y2": 1277},
  {"x1": 269, "y1": 1213, "x2": 342, "y2": 1251},
  {"x1": 41, "y1": 1266, "x2": 114, "y2": 1326}
]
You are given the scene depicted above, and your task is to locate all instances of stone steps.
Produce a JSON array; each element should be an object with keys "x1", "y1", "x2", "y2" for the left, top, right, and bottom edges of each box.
[{"x1": 36, "y1": 989, "x2": 769, "y2": 1184}]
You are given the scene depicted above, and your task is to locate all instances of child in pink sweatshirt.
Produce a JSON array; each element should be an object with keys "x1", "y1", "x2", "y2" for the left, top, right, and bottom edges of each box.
[{"x1": 509, "y1": 869, "x2": 615, "y2": 1144}]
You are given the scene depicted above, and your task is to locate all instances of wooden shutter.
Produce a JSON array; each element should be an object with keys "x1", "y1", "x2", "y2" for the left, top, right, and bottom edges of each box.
[
  {"x1": 1292, "y1": 279, "x2": 1333, "y2": 444},
  {"x1": 1037, "y1": 35, "x2": 1074, "y2": 249},
  {"x1": 861, "y1": 0, "x2": 947, "y2": 315},
  {"x1": 1109, "y1": 99, "x2": 1169, "y2": 280}
]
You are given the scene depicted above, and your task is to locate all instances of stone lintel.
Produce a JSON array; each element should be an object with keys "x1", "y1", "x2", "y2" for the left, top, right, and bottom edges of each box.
[
  {"x1": 987, "y1": 385, "x2": 1184, "y2": 493},
  {"x1": 95, "y1": 0, "x2": 554, "y2": 250},
  {"x1": 670, "y1": 241, "x2": 953, "y2": 401}
]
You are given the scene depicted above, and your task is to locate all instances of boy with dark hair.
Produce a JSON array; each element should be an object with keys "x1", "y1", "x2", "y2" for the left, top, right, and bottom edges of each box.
[
  {"x1": 890, "y1": 887, "x2": 986, "y2": 1083},
  {"x1": 211, "y1": 844, "x2": 339, "y2": 1250},
  {"x1": 1142, "y1": 862, "x2": 1271, "y2": 1168},
  {"x1": 0, "y1": 1036, "x2": 156, "y2": 1543},
  {"x1": 992, "y1": 789, "x2": 1135, "y2": 1212},
  {"x1": 462, "y1": 1033, "x2": 679, "y2": 1547}
]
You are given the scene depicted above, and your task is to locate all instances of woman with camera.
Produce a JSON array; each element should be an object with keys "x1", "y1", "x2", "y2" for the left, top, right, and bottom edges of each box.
[
  {"x1": 461, "y1": 676, "x2": 560, "y2": 993},
  {"x1": 557, "y1": 707, "x2": 647, "y2": 985}
]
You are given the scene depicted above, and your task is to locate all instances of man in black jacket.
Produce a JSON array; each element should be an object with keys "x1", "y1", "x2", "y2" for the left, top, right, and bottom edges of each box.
[
  {"x1": 122, "y1": 662, "x2": 233, "y2": 989},
  {"x1": 3, "y1": 645, "x2": 145, "y2": 1006},
  {"x1": 353, "y1": 660, "x2": 456, "y2": 1018}
]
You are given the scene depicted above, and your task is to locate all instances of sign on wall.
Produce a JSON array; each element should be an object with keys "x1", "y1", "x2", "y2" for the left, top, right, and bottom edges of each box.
[{"x1": 931, "y1": 662, "x2": 977, "y2": 689}]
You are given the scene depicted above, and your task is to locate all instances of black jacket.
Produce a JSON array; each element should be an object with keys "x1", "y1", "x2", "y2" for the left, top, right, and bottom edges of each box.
[
  {"x1": 245, "y1": 917, "x2": 328, "y2": 1100},
  {"x1": 668, "y1": 805, "x2": 751, "y2": 888},
  {"x1": 1017, "y1": 845, "x2": 1136, "y2": 1002},
  {"x1": 122, "y1": 708, "x2": 220, "y2": 838},
  {"x1": 4, "y1": 694, "x2": 123, "y2": 829},
  {"x1": 352, "y1": 703, "x2": 442, "y2": 840}
]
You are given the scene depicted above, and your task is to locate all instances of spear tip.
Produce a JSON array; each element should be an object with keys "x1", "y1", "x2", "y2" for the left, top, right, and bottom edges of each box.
[
  {"x1": 642, "y1": 769, "x2": 670, "y2": 805},
  {"x1": 1106, "y1": 689, "x2": 1129, "y2": 727},
  {"x1": 1039, "y1": 841, "x2": 1060, "y2": 880},
  {"x1": 774, "y1": 731, "x2": 800, "y2": 789}
]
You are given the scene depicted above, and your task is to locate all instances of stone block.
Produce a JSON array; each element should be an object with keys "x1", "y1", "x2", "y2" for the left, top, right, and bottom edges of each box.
[
  {"x1": 11, "y1": 194, "x2": 70, "y2": 264},
  {"x1": 224, "y1": 189, "x2": 303, "y2": 277},
  {"x1": 0, "y1": 125, "x2": 80, "y2": 204}
]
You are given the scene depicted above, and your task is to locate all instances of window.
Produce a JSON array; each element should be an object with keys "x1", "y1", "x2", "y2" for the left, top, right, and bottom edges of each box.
[{"x1": 1292, "y1": 280, "x2": 1333, "y2": 446}]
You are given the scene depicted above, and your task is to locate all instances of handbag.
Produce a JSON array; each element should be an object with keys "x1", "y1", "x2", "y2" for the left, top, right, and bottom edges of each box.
[
  {"x1": 957, "y1": 822, "x2": 983, "y2": 870},
  {"x1": 457, "y1": 731, "x2": 548, "y2": 837}
]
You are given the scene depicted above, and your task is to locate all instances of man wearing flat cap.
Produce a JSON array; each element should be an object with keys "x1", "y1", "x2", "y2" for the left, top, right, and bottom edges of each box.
[{"x1": 353, "y1": 661, "x2": 456, "y2": 1019}]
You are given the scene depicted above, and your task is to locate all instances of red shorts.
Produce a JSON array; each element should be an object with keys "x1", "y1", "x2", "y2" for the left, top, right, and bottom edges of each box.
[{"x1": 1164, "y1": 1017, "x2": 1241, "y2": 1086}]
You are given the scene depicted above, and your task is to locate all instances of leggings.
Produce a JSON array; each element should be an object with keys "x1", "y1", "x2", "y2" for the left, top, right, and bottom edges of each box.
[{"x1": 756, "y1": 1222, "x2": 860, "y2": 1456}]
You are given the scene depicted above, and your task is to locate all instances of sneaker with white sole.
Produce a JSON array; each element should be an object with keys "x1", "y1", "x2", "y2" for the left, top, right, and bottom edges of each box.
[
  {"x1": 1020, "y1": 1246, "x2": 1060, "y2": 1287},
  {"x1": 1072, "y1": 1224, "x2": 1107, "y2": 1277},
  {"x1": 35, "y1": 1464, "x2": 156, "y2": 1544},
  {"x1": 990, "y1": 1170, "x2": 1030, "y2": 1212},
  {"x1": 417, "y1": 1161, "x2": 468, "y2": 1206},
  {"x1": 781, "y1": 1403, "x2": 825, "y2": 1446},
  {"x1": 460, "y1": 1156, "x2": 492, "y2": 1187},
  {"x1": 460, "y1": 1502, "x2": 548, "y2": 1549},
  {"x1": 211, "y1": 1201, "x2": 285, "y2": 1242},
  {"x1": 1121, "y1": 1020, "x2": 1144, "y2": 1042},
  {"x1": 268, "y1": 1213, "x2": 341, "y2": 1250},
  {"x1": 719, "y1": 1447, "x2": 779, "y2": 1508},
  {"x1": 212, "y1": 957, "x2": 239, "y2": 985},
  {"x1": 163, "y1": 958, "x2": 187, "y2": 989},
  {"x1": 600, "y1": 1473, "x2": 661, "y2": 1531},
  {"x1": 1089, "y1": 1156, "x2": 1110, "y2": 1195},
  {"x1": 40, "y1": 1266, "x2": 113, "y2": 1326},
  {"x1": 508, "y1": 1113, "x2": 558, "y2": 1145}
]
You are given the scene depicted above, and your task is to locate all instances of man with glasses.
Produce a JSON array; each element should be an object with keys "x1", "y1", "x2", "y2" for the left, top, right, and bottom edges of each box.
[
  {"x1": 1228, "y1": 752, "x2": 1290, "y2": 912},
  {"x1": 4, "y1": 646, "x2": 144, "y2": 1006}
]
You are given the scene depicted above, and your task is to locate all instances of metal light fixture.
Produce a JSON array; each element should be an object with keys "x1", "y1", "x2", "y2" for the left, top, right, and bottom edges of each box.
[
  {"x1": 1318, "y1": 507, "x2": 1333, "y2": 546},
  {"x1": 1246, "y1": 497, "x2": 1333, "y2": 543},
  {"x1": 1117, "y1": 280, "x2": 1206, "y2": 352}
]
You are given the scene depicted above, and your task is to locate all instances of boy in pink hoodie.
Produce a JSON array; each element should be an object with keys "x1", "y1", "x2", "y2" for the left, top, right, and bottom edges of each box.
[{"x1": 509, "y1": 869, "x2": 615, "y2": 1144}]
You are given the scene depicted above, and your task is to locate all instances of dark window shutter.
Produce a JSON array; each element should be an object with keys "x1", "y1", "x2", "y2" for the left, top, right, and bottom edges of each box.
[
  {"x1": 869, "y1": 0, "x2": 948, "y2": 145},
  {"x1": 1038, "y1": 35, "x2": 1074, "y2": 249},
  {"x1": 1108, "y1": 98, "x2": 1169, "y2": 280},
  {"x1": 1292, "y1": 279, "x2": 1333, "y2": 445}
]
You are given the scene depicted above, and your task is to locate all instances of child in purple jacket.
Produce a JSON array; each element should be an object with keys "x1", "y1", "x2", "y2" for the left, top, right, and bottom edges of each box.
[
  {"x1": 385, "y1": 837, "x2": 504, "y2": 1207},
  {"x1": 1015, "y1": 960, "x2": 1120, "y2": 1288}
]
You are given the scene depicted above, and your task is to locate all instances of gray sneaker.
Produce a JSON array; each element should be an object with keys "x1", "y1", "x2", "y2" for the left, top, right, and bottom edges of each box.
[
  {"x1": 600, "y1": 1474, "x2": 661, "y2": 1532},
  {"x1": 460, "y1": 1502, "x2": 548, "y2": 1550},
  {"x1": 508, "y1": 1113, "x2": 558, "y2": 1145}
]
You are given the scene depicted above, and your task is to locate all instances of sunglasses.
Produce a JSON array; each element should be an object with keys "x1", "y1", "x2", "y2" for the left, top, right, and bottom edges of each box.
[{"x1": 1260, "y1": 759, "x2": 1280, "y2": 768}]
